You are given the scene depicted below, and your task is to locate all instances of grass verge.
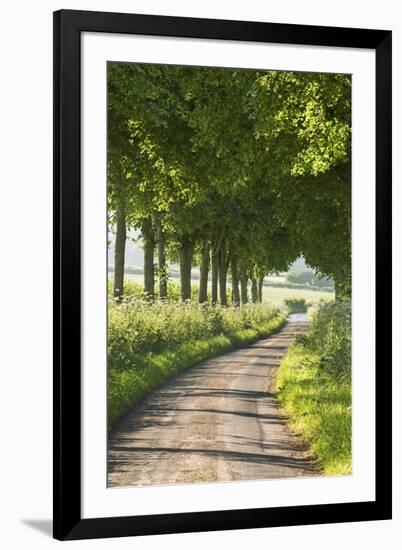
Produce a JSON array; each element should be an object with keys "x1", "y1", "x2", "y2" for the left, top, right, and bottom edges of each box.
[
  {"x1": 275, "y1": 301, "x2": 352, "y2": 475},
  {"x1": 108, "y1": 314, "x2": 286, "y2": 429}
]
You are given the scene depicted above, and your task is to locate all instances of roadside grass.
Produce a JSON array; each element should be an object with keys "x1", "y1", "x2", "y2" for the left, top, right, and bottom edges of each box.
[
  {"x1": 275, "y1": 300, "x2": 352, "y2": 476},
  {"x1": 108, "y1": 298, "x2": 286, "y2": 428}
]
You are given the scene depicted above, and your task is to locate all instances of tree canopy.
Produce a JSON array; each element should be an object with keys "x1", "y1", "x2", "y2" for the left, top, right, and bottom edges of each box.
[{"x1": 108, "y1": 62, "x2": 351, "y2": 303}]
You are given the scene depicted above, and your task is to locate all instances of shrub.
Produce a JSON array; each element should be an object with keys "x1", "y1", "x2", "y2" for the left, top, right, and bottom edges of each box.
[
  {"x1": 313, "y1": 276, "x2": 335, "y2": 289},
  {"x1": 108, "y1": 297, "x2": 282, "y2": 370},
  {"x1": 108, "y1": 295, "x2": 285, "y2": 426},
  {"x1": 108, "y1": 279, "x2": 221, "y2": 304},
  {"x1": 286, "y1": 270, "x2": 314, "y2": 285},
  {"x1": 301, "y1": 299, "x2": 351, "y2": 380},
  {"x1": 284, "y1": 298, "x2": 307, "y2": 313},
  {"x1": 285, "y1": 271, "x2": 334, "y2": 290},
  {"x1": 276, "y1": 299, "x2": 352, "y2": 475}
]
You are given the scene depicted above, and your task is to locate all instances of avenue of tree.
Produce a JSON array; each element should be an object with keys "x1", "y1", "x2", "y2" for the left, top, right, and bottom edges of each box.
[{"x1": 108, "y1": 63, "x2": 351, "y2": 305}]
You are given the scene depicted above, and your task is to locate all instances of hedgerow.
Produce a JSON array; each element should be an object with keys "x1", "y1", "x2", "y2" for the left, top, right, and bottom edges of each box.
[
  {"x1": 276, "y1": 299, "x2": 352, "y2": 475},
  {"x1": 108, "y1": 295, "x2": 285, "y2": 427}
]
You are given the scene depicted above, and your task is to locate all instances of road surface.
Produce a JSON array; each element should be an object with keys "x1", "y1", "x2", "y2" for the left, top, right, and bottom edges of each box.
[{"x1": 108, "y1": 313, "x2": 317, "y2": 487}]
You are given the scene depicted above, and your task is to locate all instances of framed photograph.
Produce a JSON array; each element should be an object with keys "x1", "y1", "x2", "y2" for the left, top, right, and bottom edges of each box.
[{"x1": 53, "y1": 9, "x2": 392, "y2": 541}]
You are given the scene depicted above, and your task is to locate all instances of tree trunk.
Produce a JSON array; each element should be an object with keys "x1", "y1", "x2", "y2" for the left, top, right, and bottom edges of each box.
[
  {"x1": 210, "y1": 225, "x2": 225, "y2": 306},
  {"x1": 258, "y1": 276, "x2": 264, "y2": 303},
  {"x1": 240, "y1": 269, "x2": 248, "y2": 304},
  {"x1": 218, "y1": 244, "x2": 227, "y2": 307},
  {"x1": 156, "y1": 217, "x2": 168, "y2": 300},
  {"x1": 198, "y1": 241, "x2": 210, "y2": 303},
  {"x1": 334, "y1": 276, "x2": 350, "y2": 301},
  {"x1": 142, "y1": 217, "x2": 155, "y2": 301},
  {"x1": 251, "y1": 277, "x2": 258, "y2": 303},
  {"x1": 178, "y1": 241, "x2": 193, "y2": 301},
  {"x1": 113, "y1": 198, "x2": 126, "y2": 302},
  {"x1": 211, "y1": 249, "x2": 219, "y2": 305},
  {"x1": 231, "y1": 257, "x2": 240, "y2": 306}
]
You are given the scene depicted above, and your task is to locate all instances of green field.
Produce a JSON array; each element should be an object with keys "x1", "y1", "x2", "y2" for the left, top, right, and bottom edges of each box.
[
  {"x1": 109, "y1": 273, "x2": 333, "y2": 310},
  {"x1": 261, "y1": 285, "x2": 333, "y2": 308}
]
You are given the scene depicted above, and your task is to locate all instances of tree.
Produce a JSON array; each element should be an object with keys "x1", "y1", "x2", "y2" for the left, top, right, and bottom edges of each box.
[
  {"x1": 248, "y1": 71, "x2": 351, "y2": 296},
  {"x1": 107, "y1": 63, "x2": 352, "y2": 304}
]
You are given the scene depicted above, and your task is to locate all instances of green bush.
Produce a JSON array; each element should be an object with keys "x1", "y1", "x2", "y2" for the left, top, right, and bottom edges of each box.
[
  {"x1": 108, "y1": 296, "x2": 285, "y2": 427},
  {"x1": 108, "y1": 279, "x2": 184, "y2": 302},
  {"x1": 284, "y1": 298, "x2": 307, "y2": 313},
  {"x1": 276, "y1": 299, "x2": 352, "y2": 475},
  {"x1": 313, "y1": 276, "x2": 335, "y2": 289},
  {"x1": 286, "y1": 271, "x2": 314, "y2": 285},
  {"x1": 301, "y1": 299, "x2": 351, "y2": 379},
  {"x1": 108, "y1": 279, "x2": 226, "y2": 304},
  {"x1": 285, "y1": 271, "x2": 334, "y2": 290},
  {"x1": 108, "y1": 296, "x2": 283, "y2": 370}
]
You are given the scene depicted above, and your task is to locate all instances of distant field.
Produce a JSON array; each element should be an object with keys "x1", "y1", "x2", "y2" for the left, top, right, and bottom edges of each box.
[
  {"x1": 261, "y1": 285, "x2": 333, "y2": 308},
  {"x1": 265, "y1": 275, "x2": 287, "y2": 284},
  {"x1": 109, "y1": 272, "x2": 333, "y2": 308}
]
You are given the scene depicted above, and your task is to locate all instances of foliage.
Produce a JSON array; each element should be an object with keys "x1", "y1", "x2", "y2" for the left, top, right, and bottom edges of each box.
[
  {"x1": 106, "y1": 63, "x2": 353, "y2": 475},
  {"x1": 108, "y1": 298, "x2": 285, "y2": 426},
  {"x1": 299, "y1": 299, "x2": 351, "y2": 379},
  {"x1": 108, "y1": 278, "x2": 225, "y2": 304},
  {"x1": 276, "y1": 300, "x2": 352, "y2": 474},
  {"x1": 108, "y1": 295, "x2": 282, "y2": 370},
  {"x1": 108, "y1": 63, "x2": 351, "y2": 302},
  {"x1": 286, "y1": 271, "x2": 314, "y2": 285},
  {"x1": 286, "y1": 270, "x2": 334, "y2": 290},
  {"x1": 284, "y1": 298, "x2": 307, "y2": 313},
  {"x1": 313, "y1": 276, "x2": 335, "y2": 289}
]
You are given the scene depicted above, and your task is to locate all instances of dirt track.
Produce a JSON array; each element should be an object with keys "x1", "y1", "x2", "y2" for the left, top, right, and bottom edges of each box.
[{"x1": 108, "y1": 313, "x2": 318, "y2": 487}]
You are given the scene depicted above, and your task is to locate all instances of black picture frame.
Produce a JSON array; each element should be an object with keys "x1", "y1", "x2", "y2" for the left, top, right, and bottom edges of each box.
[{"x1": 53, "y1": 9, "x2": 392, "y2": 541}]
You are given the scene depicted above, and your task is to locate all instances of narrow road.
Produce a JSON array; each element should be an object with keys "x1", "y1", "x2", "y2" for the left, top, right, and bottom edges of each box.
[{"x1": 108, "y1": 313, "x2": 317, "y2": 487}]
